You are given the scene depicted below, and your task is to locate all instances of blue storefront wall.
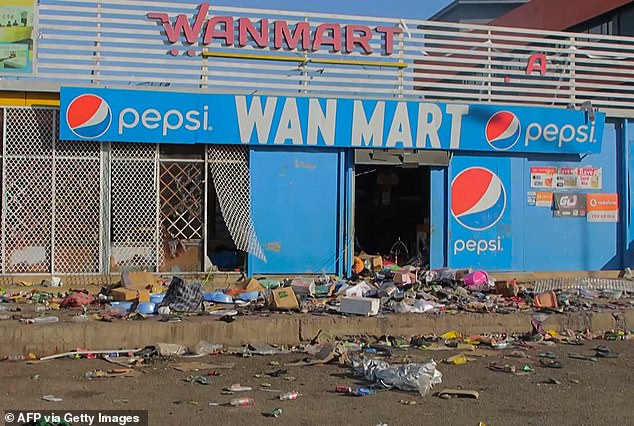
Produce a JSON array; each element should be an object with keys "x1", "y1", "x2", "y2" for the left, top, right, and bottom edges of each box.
[
  {"x1": 55, "y1": 87, "x2": 626, "y2": 274},
  {"x1": 433, "y1": 121, "x2": 625, "y2": 272},
  {"x1": 248, "y1": 147, "x2": 353, "y2": 275}
]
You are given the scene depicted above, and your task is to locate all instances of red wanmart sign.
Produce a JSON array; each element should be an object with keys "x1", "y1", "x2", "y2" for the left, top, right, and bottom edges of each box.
[{"x1": 147, "y1": 2, "x2": 402, "y2": 56}]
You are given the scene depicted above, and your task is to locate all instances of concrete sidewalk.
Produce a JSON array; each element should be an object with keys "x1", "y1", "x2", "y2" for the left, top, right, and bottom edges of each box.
[{"x1": 2, "y1": 310, "x2": 632, "y2": 355}]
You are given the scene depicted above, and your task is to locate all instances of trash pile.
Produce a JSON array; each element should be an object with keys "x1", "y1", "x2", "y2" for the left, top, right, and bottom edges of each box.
[{"x1": 0, "y1": 263, "x2": 633, "y2": 324}]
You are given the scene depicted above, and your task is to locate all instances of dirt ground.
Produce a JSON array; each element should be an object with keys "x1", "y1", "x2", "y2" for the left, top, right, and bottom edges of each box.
[{"x1": 1, "y1": 340, "x2": 632, "y2": 426}]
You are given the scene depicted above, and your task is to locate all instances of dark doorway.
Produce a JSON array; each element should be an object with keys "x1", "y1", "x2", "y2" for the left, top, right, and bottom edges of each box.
[{"x1": 354, "y1": 165, "x2": 430, "y2": 267}]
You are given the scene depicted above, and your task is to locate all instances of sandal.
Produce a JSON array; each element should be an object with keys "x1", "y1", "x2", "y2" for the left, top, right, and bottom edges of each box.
[
  {"x1": 488, "y1": 363, "x2": 516, "y2": 374},
  {"x1": 569, "y1": 353, "x2": 598, "y2": 362},
  {"x1": 539, "y1": 352, "x2": 558, "y2": 359},
  {"x1": 539, "y1": 359, "x2": 563, "y2": 368},
  {"x1": 594, "y1": 345, "x2": 619, "y2": 357}
]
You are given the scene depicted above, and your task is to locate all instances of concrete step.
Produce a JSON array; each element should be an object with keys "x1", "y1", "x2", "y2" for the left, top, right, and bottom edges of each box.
[{"x1": 2, "y1": 310, "x2": 631, "y2": 356}]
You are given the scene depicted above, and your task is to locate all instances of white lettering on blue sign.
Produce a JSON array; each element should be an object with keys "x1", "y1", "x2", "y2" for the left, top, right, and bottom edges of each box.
[{"x1": 59, "y1": 87, "x2": 605, "y2": 154}]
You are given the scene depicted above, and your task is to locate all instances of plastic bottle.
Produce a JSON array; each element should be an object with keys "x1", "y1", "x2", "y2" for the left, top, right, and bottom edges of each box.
[
  {"x1": 279, "y1": 392, "x2": 300, "y2": 401},
  {"x1": 229, "y1": 397, "x2": 254, "y2": 407},
  {"x1": 349, "y1": 387, "x2": 374, "y2": 396},
  {"x1": 0, "y1": 305, "x2": 8, "y2": 311},
  {"x1": 3, "y1": 354, "x2": 25, "y2": 361}
]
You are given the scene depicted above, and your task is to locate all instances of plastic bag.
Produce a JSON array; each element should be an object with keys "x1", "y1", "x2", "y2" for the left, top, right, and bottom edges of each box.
[{"x1": 352, "y1": 358, "x2": 442, "y2": 396}]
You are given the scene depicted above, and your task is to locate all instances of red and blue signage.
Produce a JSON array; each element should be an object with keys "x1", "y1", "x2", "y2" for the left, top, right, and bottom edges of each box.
[
  {"x1": 451, "y1": 167, "x2": 507, "y2": 231},
  {"x1": 449, "y1": 158, "x2": 512, "y2": 269},
  {"x1": 66, "y1": 94, "x2": 112, "y2": 139},
  {"x1": 485, "y1": 111, "x2": 521, "y2": 151},
  {"x1": 60, "y1": 87, "x2": 605, "y2": 154}
]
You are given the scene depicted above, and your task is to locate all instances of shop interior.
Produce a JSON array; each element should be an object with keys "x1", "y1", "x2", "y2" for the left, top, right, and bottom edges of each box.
[{"x1": 354, "y1": 164, "x2": 431, "y2": 268}]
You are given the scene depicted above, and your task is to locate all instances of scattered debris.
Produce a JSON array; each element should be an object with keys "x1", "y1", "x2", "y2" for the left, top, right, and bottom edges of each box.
[
  {"x1": 352, "y1": 358, "x2": 442, "y2": 396},
  {"x1": 437, "y1": 389, "x2": 480, "y2": 399},
  {"x1": 41, "y1": 395, "x2": 63, "y2": 402}
]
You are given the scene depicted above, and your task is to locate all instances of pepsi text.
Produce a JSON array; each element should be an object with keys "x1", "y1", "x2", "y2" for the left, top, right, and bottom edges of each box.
[
  {"x1": 119, "y1": 106, "x2": 212, "y2": 137},
  {"x1": 525, "y1": 121, "x2": 596, "y2": 148},
  {"x1": 454, "y1": 237, "x2": 503, "y2": 255}
]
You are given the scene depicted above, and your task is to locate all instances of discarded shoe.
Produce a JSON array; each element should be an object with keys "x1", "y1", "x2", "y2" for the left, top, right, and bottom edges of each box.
[
  {"x1": 488, "y1": 362, "x2": 515, "y2": 374},
  {"x1": 539, "y1": 352, "x2": 558, "y2": 359},
  {"x1": 437, "y1": 389, "x2": 480, "y2": 399},
  {"x1": 594, "y1": 346, "x2": 619, "y2": 358},
  {"x1": 226, "y1": 384, "x2": 252, "y2": 392},
  {"x1": 569, "y1": 353, "x2": 598, "y2": 362},
  {"x1": 185, "y1": 375, "x2": 211, "y2": 385},
  {"x1": 539, "y1": 359, "x2": 562, "y2": 369}
]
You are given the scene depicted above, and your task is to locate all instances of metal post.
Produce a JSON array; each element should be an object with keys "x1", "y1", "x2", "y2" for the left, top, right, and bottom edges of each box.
[
  {"x1": 50, "y1": 109, "x2": 56, "y2": 274},
  {"x1": 397, "y1": 28, "x2": 404, "y2": 99},
  {"x1": 487, "y1": 30, "x2": 492, "y2": 102},
  {"x1": 203, "y1": 147, "x2": 209, "y2": 272},
  {"x1": 1, "y1": 108, "x2": 6, "y2": 273},
  {"x1": 570, "y1": 37, "x2": 576, "y2": 107},
  {"x1": 100, "y1": 141, "x2": 111, "y2": 275},
  {"x1": 201, "y1": 45, "x2": 208, "y2": 89},
  {"x1": 154, "y1": 144, "x2": 161, "y2": 272},
  {"x1": 92, "y1": 2, "x2": 102, "y2": 85}
]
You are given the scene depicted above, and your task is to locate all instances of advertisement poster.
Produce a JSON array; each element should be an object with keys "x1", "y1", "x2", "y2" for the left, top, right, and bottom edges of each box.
[
  {"x1": 553, "y1": 193, "x2": 587, "y2": 217},
  {"x1": 536, "y1": 192, "x2": 553, "y2": 207},
  {"x1": 555, "y1": 167, "x2": 579, "y2": 189},
  {"x1": 0, "y1": 0, "x2": 35, "y2": 75},
  {"x1": 530, "y1": 167, "x2": 556, "y2": 188},
  {"x1": 577, "y1": 167, "x2": 603, "y2": 189},
  {"x1": 587, "y1": 193, "x2": 618, "y2": 222}
]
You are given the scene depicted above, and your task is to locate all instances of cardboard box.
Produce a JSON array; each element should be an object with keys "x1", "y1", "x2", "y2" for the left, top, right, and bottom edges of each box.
[
  {"x1": 235, "y1": 277, "x2": 265, "y2": 293},
  {"x1": 340, "y1": 296, "x2": 380, "y2": 316},
  {"x1": 121, "y1": 271, "x2": 155, "y2": 290},
  {"x1": 137, "y1": 289, "x2": 150, "y2": 303},
  {"x1": 394, "y1": 271, "x2": 417, "y2": 285},
  {"x1": 290, "y1": 277, "x2": 315, "y2": 295},
  {"x1": 112, "y1": 288, "x2": 139, "y2": 301},
  {"x1": 270, "y1": 287, "x2": 299, "y2": 310},
  {"x1": 359, "y1": 253, "x2": 383, "y2": 270},
  {"x1": 112, "y1": 288, "x2": 151, "y2": 302}
]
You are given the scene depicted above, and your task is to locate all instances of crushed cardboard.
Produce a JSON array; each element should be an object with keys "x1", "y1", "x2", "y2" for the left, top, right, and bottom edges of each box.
[{"x1": 270, "y1": 287, "x2": 299, "y2": 310}]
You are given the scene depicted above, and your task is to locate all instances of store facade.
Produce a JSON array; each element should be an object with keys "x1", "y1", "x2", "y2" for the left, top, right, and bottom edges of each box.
[{"x1": 0, "y1": 1, "x2": 632, "y2": 276}]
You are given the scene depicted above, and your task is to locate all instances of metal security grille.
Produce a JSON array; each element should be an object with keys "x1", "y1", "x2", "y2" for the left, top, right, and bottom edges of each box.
[
  {"x1": 54, "y1": 121, "x2": 102, "y2": 273},
  {"x1": 159, "y1": 161, "x2": 204, "y2": 241},
  {"x1": 0, "y1": 109, "x2": 262, "y2": 274},
  {"x1": 208, "y1": 145, "x2": 265, "y2": 262},
  {"x1": 110, "y1": 143, "x2": 160, "y2": 271},
  {"x1": 3, "y1": 108, "x2": 54, "y2": 273}
]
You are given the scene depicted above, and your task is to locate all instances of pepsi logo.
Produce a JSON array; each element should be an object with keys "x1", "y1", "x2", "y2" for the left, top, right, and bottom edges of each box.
[
  {"x1": 451, "y1": 167, "x2": 506, "y2": 231},
  {"x1": 66, "y1": 94, "x2": 112, "y2": 139},
  {"x1": 485, "y1": 111, "x2": 521, "y2": 151}
]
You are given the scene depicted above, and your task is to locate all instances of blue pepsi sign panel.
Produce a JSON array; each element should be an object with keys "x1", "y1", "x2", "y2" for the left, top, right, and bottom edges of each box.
[
  {"x1": 60, "y1": 87, "x2": 605, "y2": 154},
  {"x1": 449, "y1": 156, "x2": 512, "y2": 269}
]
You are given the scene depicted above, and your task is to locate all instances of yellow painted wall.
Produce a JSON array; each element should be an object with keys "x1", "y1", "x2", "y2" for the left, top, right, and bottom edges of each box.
[{"x1": 0, "y1": 91, "x2": 59, "y2": 107}]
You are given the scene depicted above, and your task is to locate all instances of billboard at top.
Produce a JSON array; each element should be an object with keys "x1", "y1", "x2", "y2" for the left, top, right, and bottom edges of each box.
[
  {"x1": 0, "y1": 0, "x2": 35, "y2": 75},
  {"x1": 59, "y1": 87, "x2": 605, "y2": 154}
]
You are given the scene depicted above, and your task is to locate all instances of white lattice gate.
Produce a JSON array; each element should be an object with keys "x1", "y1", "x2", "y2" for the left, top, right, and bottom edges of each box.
[
  {"x1": 0, "y1": 107, "x2": 259, "y2": 275},
  {"x1": 1, "y1": 107, "x2": 103, "y2": 275}
]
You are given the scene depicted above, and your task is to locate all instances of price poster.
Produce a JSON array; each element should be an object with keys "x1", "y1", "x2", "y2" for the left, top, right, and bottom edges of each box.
[
  {"x1": 577, "y1": 167, "x2": 602, "y2": 189},
  {"x1": 555, "y1": 167, "x2": 579, "y2": 189},
  {"x1": 530, "y1": 167, "x2": 556, "y2": 188}
]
